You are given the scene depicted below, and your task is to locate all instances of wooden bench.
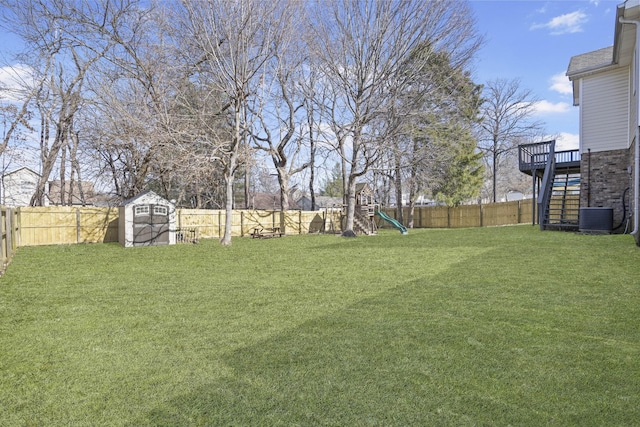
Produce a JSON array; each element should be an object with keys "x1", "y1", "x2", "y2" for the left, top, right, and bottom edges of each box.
[{"x1": 251, "y1": 227, "x2": 284, "y2": 239}]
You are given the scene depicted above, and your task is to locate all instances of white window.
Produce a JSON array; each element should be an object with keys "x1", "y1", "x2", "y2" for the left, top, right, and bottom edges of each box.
[
  {"x1": 134, "y1": 205, "x2": 149, "y2": 216},
  {"x1": 154, "y1": 205, "x2": 168, "y2": 216}
]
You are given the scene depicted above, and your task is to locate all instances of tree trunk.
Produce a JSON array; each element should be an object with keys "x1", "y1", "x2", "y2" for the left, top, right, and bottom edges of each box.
[
  {"x1": 220, "y1": 157, "x2": 236, "y2": 246},
  {"x1": 221, "y1": 106, "x2": 242, "y2": 246},
  {"x1": 492, "y1": 138, "x2": 498, "y2": 203},
  {"x1": 394, "y1": 153, "x2": 403, "y2": 224},
  {"x1": 343, "y1": 177, "x2": 357, "y2": 234}
]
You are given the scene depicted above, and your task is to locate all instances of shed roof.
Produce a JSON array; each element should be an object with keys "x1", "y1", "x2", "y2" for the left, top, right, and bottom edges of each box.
[{"x1": 121, "y1": 189, "x2": 173, "y2": 206}]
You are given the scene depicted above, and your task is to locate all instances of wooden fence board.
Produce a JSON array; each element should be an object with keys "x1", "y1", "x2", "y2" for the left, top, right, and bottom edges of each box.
[
  {"x1": 177, "y1": 209, "x2": 222, "y2": 239},
  {"x1": 78, "y1": 207, "x2": 119, "y2": 243}
]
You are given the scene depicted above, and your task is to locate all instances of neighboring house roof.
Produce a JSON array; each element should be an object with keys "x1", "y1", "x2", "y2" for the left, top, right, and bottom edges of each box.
[
  {"x1": 47, "y1": 180, "x2": 97, "y2": 206},
  {"x1": 5, "y1": 166, "x2": 40, "y2": 178},
  {"x1": 314, "y1": 196, "x2": 343, "y2": 208},
  {"x1": 297, "y1": 195, "x2": 343, "y2": 210},
  {"x1": 2, "y1": 167, "x2": 41, "y2": 207},
  {"x1": 247, "y1": 192, "x2": 301, "y2": 210}
]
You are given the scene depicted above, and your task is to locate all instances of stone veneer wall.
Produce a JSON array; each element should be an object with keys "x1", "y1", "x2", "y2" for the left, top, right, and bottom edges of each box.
[{"x1": 580, "y1": 148, "x2": 632, "y2": 234}]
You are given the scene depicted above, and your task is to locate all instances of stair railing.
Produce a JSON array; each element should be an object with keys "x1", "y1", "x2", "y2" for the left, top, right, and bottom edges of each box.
[
  {"x1": 537, "y1": 140, "x2": 556, "y2": 230},
  {"x1": 353, "y1": 210, "x2": 369, "y2": 234}
]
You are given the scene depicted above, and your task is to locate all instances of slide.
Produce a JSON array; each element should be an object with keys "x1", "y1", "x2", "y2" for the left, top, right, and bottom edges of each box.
[{"x1": 375, "y1": 211, "x2": 408, "y2": 234}]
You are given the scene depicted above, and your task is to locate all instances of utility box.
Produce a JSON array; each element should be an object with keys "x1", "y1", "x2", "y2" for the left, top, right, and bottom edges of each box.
[
  {"x1": 119, "y1": 190, "x2": 176, "y2": 247},
  {"x1": 579, "y1": 207, "x2": 613, "y2": 233}
]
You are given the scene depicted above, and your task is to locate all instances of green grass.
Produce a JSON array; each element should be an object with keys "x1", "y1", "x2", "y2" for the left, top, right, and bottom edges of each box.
[{"x1": 1, "y1": 226, "x2": 639, "y2": 426}]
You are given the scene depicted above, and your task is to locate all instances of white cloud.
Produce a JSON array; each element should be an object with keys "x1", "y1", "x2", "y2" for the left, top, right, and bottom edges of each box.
[
  {"x1": 533, "y1": 100, "x2": 571, "y2": 115},
  {"x1": 555, "y1": 132, "x2": 579, "y2": 150},
  {"x1": 0, "y1": 64, "x2": 33, "y2": 102},
  {"x1": 531, "y1": 11, "x2": 588, "y2": 35},
  {"x1": 550, "y1": 72, "x2": 572, "y2": 95}
]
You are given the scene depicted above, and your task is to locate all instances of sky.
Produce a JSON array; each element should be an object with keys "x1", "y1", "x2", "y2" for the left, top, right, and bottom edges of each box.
[
  {"x1": 0, "y1": 0, "x2": 623, "y2": 165},
  {"x1": 468, "y1": 0, "x2": 620, "y2": 151}
]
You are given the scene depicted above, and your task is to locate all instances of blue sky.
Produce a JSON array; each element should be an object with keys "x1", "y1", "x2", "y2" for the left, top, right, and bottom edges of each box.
[
  {"x1": 0, "y1": 1, "x2": 621, "y2": 156},
  {"x1": 469, "y1": 0, "x2": 620, "y2": 150}
]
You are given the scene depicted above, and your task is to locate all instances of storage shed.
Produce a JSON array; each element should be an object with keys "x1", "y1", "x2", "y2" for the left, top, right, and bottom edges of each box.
[{"x1": 119, "y1": 190, "x2": 176, "y2": 247}]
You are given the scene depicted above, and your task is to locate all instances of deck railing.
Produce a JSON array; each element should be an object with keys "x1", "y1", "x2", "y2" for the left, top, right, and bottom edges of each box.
[{"x1": 519, "y1": 140, "x2": 580, "y2": 172}]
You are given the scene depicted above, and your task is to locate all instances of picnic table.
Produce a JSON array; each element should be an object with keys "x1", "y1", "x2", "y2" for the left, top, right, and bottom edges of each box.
[{"x1": 251, "y1": 227, "x2": 284, "y2": 239}]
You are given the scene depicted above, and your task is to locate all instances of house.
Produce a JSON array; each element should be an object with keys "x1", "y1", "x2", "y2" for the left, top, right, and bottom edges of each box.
[
  {"x1": 47, "y1": 180, "x2": 97, "y2": 206},
  {"x1": 1, "y1": 167, "x2": 43, "y2": 207},
  {"x1": 296, "y1": 195, "x2": 343, "y2": 211},
  {"x1": 245, "y1": 192, "x2": 301, "y2": 210},
  {"x1": 565, "y1": 0, "x2": 640, "y2": 244}
]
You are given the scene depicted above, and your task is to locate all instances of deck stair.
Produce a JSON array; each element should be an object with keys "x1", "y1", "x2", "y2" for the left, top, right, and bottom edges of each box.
[
  {"x1": 543, "y1": 168, "x2": 580, "y2": 230},
  {"x1": 518, "y1": 140, "x2": 581, "y2": 231}
]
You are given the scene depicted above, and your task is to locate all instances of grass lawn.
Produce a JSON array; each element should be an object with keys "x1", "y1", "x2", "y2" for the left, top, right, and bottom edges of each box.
[{"x1": 1, "y1": 225, "x2": 639, "y2": 426}]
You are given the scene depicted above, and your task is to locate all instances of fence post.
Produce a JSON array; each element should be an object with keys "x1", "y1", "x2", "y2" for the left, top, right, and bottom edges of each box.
[
  {"x1": 0, "y1": 208, "x2": 4, "y2": 265},
  {"x1": 240, "y1": 211, "x2": 245, "y2": 237},
  {"x1": 6, "y1": 207, "x2": 12, "y2": 258},
  {"x1": 15, "y1": 207, "x2": 20, "y2": 247},
  {"x1": 76, "y1": 208, "x2": 81, "y2": 243}
]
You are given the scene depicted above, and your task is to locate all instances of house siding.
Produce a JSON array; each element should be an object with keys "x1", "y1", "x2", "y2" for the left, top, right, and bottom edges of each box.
[
  {"x1": 581, "y1": 67, "x2": 630, "y2": 153},
  {"x1": 2, "y1": 168, "x2": 40, "y2": 207}
]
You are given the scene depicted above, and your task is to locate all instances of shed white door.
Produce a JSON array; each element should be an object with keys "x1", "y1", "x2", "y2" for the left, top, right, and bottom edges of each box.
[{"x1": 133, "y1": 204, "x2": 170, "y2": 246}]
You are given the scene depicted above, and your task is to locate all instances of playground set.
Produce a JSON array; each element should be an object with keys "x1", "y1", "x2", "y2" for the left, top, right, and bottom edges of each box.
[{"x1": 321, "y1": 183, "x2": 408, "y2": 236}]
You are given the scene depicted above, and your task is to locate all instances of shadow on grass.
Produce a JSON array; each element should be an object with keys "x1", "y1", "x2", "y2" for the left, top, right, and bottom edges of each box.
[
  {"x1": 135, "y1": 278, "x2": 459, "y2": 426},
  {"x1": 132, "y1": 266, "x2": 586, "y2": 426},
  {"x1": 133, "y1": 231, "x2": 640, "y2": 426}
]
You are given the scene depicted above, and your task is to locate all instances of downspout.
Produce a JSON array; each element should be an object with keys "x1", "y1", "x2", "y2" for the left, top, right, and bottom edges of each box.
[{"x1": 619, "y1": 17, "x2": 640, "y2": 236}]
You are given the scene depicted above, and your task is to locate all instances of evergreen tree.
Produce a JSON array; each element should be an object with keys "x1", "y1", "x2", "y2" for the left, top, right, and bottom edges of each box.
[
  {"x1": 321, "y1": 163, "x2": 343, "y2": 197},
  {"x1": 431, "y1": 125, "x2": 485, "y2": 206},
  {"x1": 390, "y1": 41, "x2": 484, "y2": 222}
]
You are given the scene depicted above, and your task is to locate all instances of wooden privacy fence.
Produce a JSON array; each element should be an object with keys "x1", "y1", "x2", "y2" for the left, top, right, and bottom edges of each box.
[
  {"x1": 14, "y1": 199, "x2": 535, "y2": 247},
  {"x1": 16, "y1": 206, "x2": 334, "y2": 246},
  {"x1": 380, "y1": 199, "x2": 535, "y2": 229}
]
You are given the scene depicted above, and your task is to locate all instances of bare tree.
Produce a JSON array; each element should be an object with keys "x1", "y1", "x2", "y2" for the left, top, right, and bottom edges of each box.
[
  {"x1": 307, "y1": 0, "x2": 482, "y2": 235},
  {"x1": 0, "y1": 0, "x2": 158, "y2": 205},
  {"x1": 0, "y1": 83, "x2": 39, "y2": 164},
  {"x1": 477, "y1": 78, "x2": 544, "y2": 203},
  {"x1": 250, "y1": 2, "x2": 310, "y2": 217},
  {"x1": 178, "y1": 0, "x2": 286, "y2": 245}
]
